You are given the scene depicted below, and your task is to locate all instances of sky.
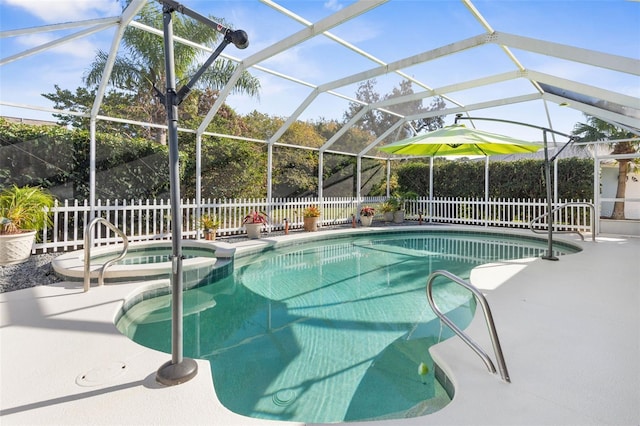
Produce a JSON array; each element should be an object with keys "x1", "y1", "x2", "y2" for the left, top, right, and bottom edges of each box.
[{"x1": 0, "y1": 0, "x2": 639, "y2": 144}]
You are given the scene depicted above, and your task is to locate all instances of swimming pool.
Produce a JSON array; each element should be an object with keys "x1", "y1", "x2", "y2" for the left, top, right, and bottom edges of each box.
[{"x1": 116, "y1": 230, "x2": 579, "y2": 423}]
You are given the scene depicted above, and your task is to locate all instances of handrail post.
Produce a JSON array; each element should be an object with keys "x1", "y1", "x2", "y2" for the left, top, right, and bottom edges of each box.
[
  {"x1": 83, "y1": 219, "x2": 95, "y2": 292},
  {"x1": 83, "y1": 217, "x2": 129, "y2": 292},
  {"x1": 427, "y1": 270, "x2": 510, "y2": 382},
  {"x1": 529, "y1": 202, "x2": 596, "y2": 243}
]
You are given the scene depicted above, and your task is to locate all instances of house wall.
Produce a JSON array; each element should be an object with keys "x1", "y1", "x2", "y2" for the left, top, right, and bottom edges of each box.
[{"x1": 600, "y1": 165, "x2": 640, "y2": 219}]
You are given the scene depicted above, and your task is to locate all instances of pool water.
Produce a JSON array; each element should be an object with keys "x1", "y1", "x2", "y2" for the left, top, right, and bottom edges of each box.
[
  {"x1": 116, "y1": 231, "x2": 577, "y2": 422},
  {"x1": 91, "y1": 246, "x2": 214, "y2": 265}
]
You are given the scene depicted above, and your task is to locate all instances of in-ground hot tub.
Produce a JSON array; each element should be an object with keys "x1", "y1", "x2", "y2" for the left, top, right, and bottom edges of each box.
[{"x1": 52, "y1": 240, "x2": 235, "y2": 287}]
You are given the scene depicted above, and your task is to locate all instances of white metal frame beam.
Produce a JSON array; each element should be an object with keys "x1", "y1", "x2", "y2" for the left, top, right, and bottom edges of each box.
[
  {"x1": 0, "y1": 22, "x2": 116, "y2": 66},
  {"x1": 87, "y1": 0, "x2": 147, "y2": 215},
  {"x1": 1, "y1": 0, "x2": 637, "y2": 206},
  {"x1": 527, "y1": 70, "x2": 640, "y2": 111},
  {"x1": 493, "y1": 32, "x2": 639, "y2": 76},
  {"x1": 543, "y1": 93, "x2": 640, "y2": 131}
]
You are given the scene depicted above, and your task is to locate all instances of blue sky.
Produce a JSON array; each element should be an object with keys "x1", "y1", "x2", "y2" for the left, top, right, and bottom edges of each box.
[{"x1": 0, "y1": 0, "x2": 638, "y2": 143}]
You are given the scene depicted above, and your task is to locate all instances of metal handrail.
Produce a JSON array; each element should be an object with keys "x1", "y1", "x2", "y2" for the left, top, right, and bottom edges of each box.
[
  {"x1": 530, "y1": 202, "x2": 596, "y2": 241},
  {"x1": 83, "y1": 217, "x2": 129, "y2": 292},
  {"x1": 426, "y1": 270, "x2": 510, "y2": 383}
]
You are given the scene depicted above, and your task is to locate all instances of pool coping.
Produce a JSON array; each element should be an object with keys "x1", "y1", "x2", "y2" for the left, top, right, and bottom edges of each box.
[{"x1": 1, "y1": 225, "x2": 638, "y2": 425}]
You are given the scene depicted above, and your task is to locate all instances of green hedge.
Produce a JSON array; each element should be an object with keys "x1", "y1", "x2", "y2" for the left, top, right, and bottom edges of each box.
[
  {"x1": 0, "y1": 118, "x2": 178, "y2": 200},
  {"x1": 1, "y1": 118, "x2": 595, "y2": 202},
  {"x1": 397, "y1": 158, "x2": 593, "y2": 199}
]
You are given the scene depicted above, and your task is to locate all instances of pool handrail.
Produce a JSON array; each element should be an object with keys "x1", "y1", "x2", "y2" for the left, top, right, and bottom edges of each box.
[
  {"x1": 83, "y1": 217, "x2": 129, "y2": 292},
  {"x1": 529, "y1": 201, "x2": 596, "y2": 242},
  {"x1": 426, "y1": 270, "x2": 511, "y2": 383}
]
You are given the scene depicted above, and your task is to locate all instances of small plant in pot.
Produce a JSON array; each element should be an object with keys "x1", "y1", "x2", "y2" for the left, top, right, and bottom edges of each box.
[
  {"x1": 0, "y1": 185, "x2": 55, "y2": 265},
  {"x1": 380, "y1": 201, "x2": 396, "y2": 222},
  {"x1": 302, "y1": 205, "x2": 321, "y2": 232},
  {"x1": 243, "y1": 211, "x2": 268, "y2": 239},
  {"x1": 359, "y1": 205, "x2": 375, "y2": 227},
  {"x1": 200, "y1": 213, "x2": 220, "y2": 241},
  {"x1": 390, "y1": 191, "x2": 418, "y2": 223}
]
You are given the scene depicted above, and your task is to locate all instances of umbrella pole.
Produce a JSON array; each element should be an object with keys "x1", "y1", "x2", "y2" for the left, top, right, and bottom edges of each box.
[
  {"x1": 429, "y1": 157, "x2": 434, "y2": 222},
  {"x1": 155, "y1": 1, "x2": 249, "y2": 385},
  {"x1": 484, "y1": 156, "x2": 489, "y2": 227},
  {"x1": 156, "y1": 5, "x2": 199, "y2": 386},
  {"x1": 542, "y1": 131, "x2": 558, "y2": 261},
  {"x1": 452, "y1": 114, "x2": 576, "y2": 261}
]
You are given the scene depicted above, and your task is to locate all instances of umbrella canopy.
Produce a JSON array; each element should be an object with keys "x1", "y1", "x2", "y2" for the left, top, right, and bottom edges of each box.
[{"x1": 379, "y1": 124, "x2": 542, "y2": 157}]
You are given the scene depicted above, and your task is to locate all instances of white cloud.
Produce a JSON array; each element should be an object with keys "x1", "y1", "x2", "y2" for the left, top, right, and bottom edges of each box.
[
  {"x1": 260, "y1": 45, "x2": 326, "y2": 82},
  {"x1": 3, "y1": 0, "x2": 121, "y2": 23},
  {"x1": 331, "y1": 19, "x2": 380, "y2": 44},
  {"x1": 14, "y1": 32, "x2": 102, "y2": 59},
  {"x1": 323, "y1": 0, "x2": 343, "y2": 12}
]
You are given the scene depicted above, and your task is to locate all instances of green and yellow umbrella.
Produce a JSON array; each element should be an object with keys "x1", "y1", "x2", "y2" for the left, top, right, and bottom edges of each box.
[{"x1": 379, "y1": 124, "x2": 542, "y2": 157}]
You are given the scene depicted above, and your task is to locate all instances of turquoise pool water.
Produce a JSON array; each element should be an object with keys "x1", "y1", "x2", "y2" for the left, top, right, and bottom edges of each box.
[
  {"x1": 91, "y1": 246, "x2": 215, "y2": 265},
  {"x1": 116, "y1": 231, "x2": 578, "y2": 422}
]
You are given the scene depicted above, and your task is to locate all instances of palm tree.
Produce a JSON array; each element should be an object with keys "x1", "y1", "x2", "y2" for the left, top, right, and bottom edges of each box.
[
  {"x1": 84, "y1": 2, "x2": 260, "y2": 144},
  {"x1": 572, "y1": 115, "x2": 638, "y2": 219}
]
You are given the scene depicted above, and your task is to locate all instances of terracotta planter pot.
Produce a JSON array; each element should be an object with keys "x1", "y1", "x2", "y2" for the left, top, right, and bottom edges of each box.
[
  {"x1": 0, "y1": 230, "x2": 36, "y2": 266},
  {"x1": 360, "y1": 215, "x2": 373, "y2": 227},
  {"x1": 204, "y1": 230, "x2": 216, "y2": 241},
  {"x1": 303, "y1": 216, "x2": 319, "y2": 232}
]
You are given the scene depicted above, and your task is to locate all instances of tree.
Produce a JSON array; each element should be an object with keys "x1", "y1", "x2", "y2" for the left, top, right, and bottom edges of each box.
[
  {"x1": 239, "y1": 113, "x2": 324, "y2": 198},
  {"x1": 379, "y1": 79, "x2": 446, "y2": 138},
  {"x1": 343, "y1": 78, "x2": 446, "y2": 143},
  {"x1": 343, "y1": 79, "x2": 382, "y2": 138},
  {"x1": 572, "y1": 115, "x2": 638, "y2": 219},
  {"x1": 82, "y1": 1, "x2": 260, "y2": 144},
  {"x1": 340, "y1": 80, "x2": 447, "y2": 197},
  {"x1": 42, "y1": 85, "x2": 147, "y2": 138}
]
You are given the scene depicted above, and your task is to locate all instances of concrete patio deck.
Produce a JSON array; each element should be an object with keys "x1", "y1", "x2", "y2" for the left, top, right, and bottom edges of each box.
[{"x1": 1, "y1": 226, "x2": 638, "y2": 425}]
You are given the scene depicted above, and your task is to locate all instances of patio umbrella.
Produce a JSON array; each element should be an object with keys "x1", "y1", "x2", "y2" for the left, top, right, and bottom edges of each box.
[
  {"x1": 379, "y1": 122, "x2": 563, "y2": 261},
  {"x1": 378, "y1": 124, "x2": 541, "y2": 210},
  {"x1": 378, "y1": 124, "x2": 542, "y2": 157}
]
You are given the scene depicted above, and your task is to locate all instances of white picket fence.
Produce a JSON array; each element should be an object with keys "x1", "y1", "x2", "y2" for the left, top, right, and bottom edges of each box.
[{"x1": 36, "y1": 196, "x2": 593, "y2": 253}]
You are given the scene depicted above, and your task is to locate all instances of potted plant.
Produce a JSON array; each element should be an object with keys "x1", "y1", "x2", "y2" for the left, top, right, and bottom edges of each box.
[
  {"x1": 380, "y1": 201, "x2": 396, "y2": 222},
  {"x1": 302, "y1": 205, "x2": 321, "y2": 232},
  {"x1": 359, "y1": 205, "x2": 375, "y2": 227},
  {"x1": 243, "y1": 211, "x2": 268, "y2": 239},
  {"x1": 391, "y1": 191, "x2": 418, "y2": 223},
  {"x1": 200, "y1": 213, "x2": 220, "y2": 241},
  {"x1": 0, "y1": 185, "x2": 55, "y2": 266}
]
